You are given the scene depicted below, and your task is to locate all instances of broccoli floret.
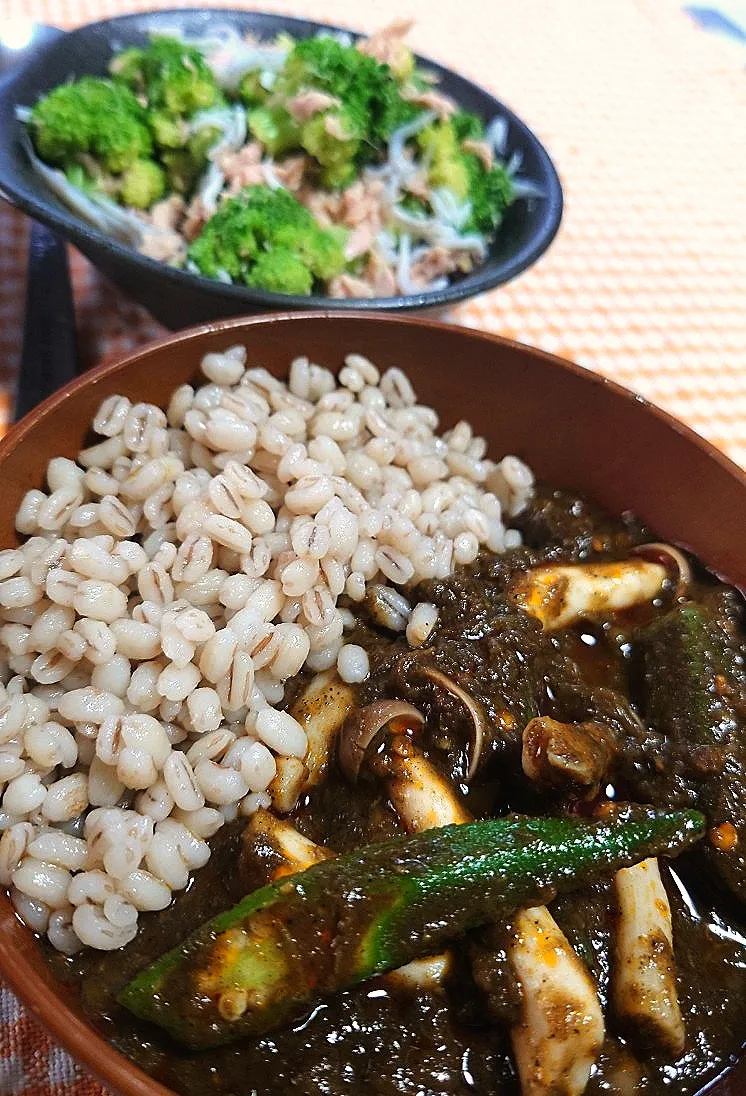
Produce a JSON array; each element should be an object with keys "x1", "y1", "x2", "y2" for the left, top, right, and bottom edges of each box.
[
  {"x1": 416, "y1": 117, "x2": 514, "y2": 235},
  {"x1": 111, "y1": 36, "x2": 220, "y2": 117},
  {"x1": 247, "y1": 105, "x2": 300, "y2": 158},
  {"x1": 451, "y1": 109, "x2": 485, "y2": 143},
  {"x1": 300, "y1": 111, "x2": 360, "y2": 188},
  {"x1": 149, "y1": 110, "x2": 188, "y2": 150},
  {"x1": 389, "y1": 45, "x2": 415, "y2": 83},
  {"x1": 109, "y1": 46, "x2": 147, "y2": 90},
  {"x1": 245, "y1": 249, "x2": 313, "y2": 295},
  {"x1": 159, "y1": 149, "x2": 197, "y2": 195},
  {"x1": 417, "y1": 120, "x2": 470, "y2": 200},
  {"x1": 298, "y1": 224, "x2": 348, "y2": 280},
  {"x1": 281, "y1": 36, "x2": 416, "y2": 162},
  {"x1": 245, "y1": 36, "x2": 418, "y2": 185},
  {"x1": 464, "y1": 158, "x2": 514, "y2": 235},
  {"x1": 187, "y1": 185, "x2": 347, "y2": 294},
  {"x1": 237, "y1": 70, "x2": 268, "y2": 107},
  {"x1": 119, "y1": 158, "x2": 166, "y2": 209},
  {"x1": 31, "y1": 77, "x2": 152, "y2": 173},
  {"x1": 189, "y1": 124, "x2": 222, "y2": 162}
]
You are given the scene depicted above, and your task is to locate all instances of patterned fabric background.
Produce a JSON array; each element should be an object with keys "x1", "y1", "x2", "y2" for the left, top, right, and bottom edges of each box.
[{"x1": 0, "y1": 0, "x2": 745, "y2": 1091}]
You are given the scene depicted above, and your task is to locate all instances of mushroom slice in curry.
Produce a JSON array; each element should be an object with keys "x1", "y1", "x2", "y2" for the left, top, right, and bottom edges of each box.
[{"x1": 268, "y1": 670, "x2": 356, "y2": 812}]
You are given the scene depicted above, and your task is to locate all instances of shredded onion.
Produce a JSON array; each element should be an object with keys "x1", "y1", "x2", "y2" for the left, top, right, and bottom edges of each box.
[
  {"x1": 262, "y1": 160, "x2": 284, "y2": 190},
  {"x1": 192, "y1": 105, "x2": 248, "y2": 215},
  {"x1": 487, "y1": 114, "x2": 509, "y2": 157},
  {"x1": 20, "y1": 130, "x2": 145, "y2": 246},
  {"x1": 430, "y1": 187, "x2": 471, "y2": 231},
  {"x1": 510, "y1": 176, "x2": 547, "y2": 200},
  {"x1": 170, "y1": 25, "x2": 289, "y2": 90}
]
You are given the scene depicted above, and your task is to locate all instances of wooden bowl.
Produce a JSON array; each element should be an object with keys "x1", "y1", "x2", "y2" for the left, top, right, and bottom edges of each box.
[{"x1": 0, "y1": 312, "x2": 742, "y2": 1095}]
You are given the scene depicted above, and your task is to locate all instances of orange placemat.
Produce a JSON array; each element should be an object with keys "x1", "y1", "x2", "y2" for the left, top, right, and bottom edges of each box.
[{"x1": 0, "y1": 1, "x2": 745, "y2": 1092}]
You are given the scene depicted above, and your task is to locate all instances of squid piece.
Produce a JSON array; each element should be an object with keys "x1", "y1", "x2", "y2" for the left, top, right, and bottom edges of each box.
[
  {"x1": 240, "y1": 808, "x2": 331, "y2": 890},
  {"x1": 509, "y1": 905, "x2": 605, "y2": 1096},
  {"x1": 340, "y1": 701, "x2": 425, "y2": 783},
  {"x1": 612, "y1": 858, "x2": 685, "y2": 1057},
  {"x1": 269, "y1": 671, "x2": 356, "y2": 812},
  {"x1": 374, "y1": 734, "x2": 471, "y2": 831},
  {"x1": 370, "y1": 738, "x2": 460, "y2": 993},
  {"x1": 384, "y1": 953, "x2": 452, "y2": 994},
  {"x1": 510, "y1": 558, "x2": 669, "y2": 631}
]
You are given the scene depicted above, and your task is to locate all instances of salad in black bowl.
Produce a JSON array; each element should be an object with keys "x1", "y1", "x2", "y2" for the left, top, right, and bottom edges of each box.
[{"x1": 0, "y1": 11, "x2": 563, "y2": 326}]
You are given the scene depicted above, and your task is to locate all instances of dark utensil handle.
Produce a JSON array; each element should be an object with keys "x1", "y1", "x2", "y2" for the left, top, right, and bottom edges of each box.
[{"x1": 15, "y1": 221, "x2": 78, "y2": 422}]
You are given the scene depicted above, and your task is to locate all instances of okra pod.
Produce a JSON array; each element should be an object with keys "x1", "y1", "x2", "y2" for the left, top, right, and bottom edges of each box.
[
  {"x1": 641, "y1": 604, "x2": 728, "y2": 748},
  {"x1": 120, "y1": 807, "x2": 704, "y2": 1048},
  {"x1": 641, "y1": 603, "x2": 746, "y2": 899}
]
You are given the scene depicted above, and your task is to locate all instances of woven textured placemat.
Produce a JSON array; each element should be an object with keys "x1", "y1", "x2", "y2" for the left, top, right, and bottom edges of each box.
[{"x1": 0, "y1": 0, "x2": 745, "y2": 1091}]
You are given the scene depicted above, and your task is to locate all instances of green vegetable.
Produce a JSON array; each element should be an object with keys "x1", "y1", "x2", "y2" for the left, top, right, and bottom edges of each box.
[
  {"x1": 187, "y1": 185, "x2": 346, "y2": 294},
  {"x1": 284, "y1": 36, "x2": 414, "y2": 151},
  {"x1": 300, "y1": 111, "x2": 359, "y2": 188},
  {"x1": 237, "y1": 70, "x2": 268, "y2": 107},
  {"x1": 64, "y1": 164, "x2": 97, "y2": 193},
  {"x1": 641, "y1": 602, "x2": 746, "y2": 900},
  {"x1": 246, "y1": 249, "x2": 313, "y2": 295},
  {"x1": 642, "y1": 604, "x2": 732, "y2": 747},
  {"x1": 416, "y1": 117, "x2": 514, "y2": 234},
  {"x1": 108, "y1": 46, "x2": 147, "y2": 89},
  {"x1": 148, "y1": 110, "x2": 188, "y2": 151},
  {"x1": 119, "y1": 807, "x2": 704, "y2": 1047},
  {"x1": 451, "y1": 109, "x2": 486, "y2": 142},
  {"x1": 119, "y1": 158, "x2": 166, "y2": 209},
  {"x1": 465, "y1": 157, "x2": 514, "y2": 235},
  {"x1": 160, "y1": 150, "x2": 197, "y2": 195},
  {"x1": 30, "y1": 77, "x2": 152, "y2": 173},
  {"x1": 417, "y1": 120, "x2": 470, "y2": 199},
  {"x1": 246, "y1": 35, "x2": 417, "y2": 182},
  {"x1": 247, "y1": 105, "x2": 299, "y2": 158},
  {"x1": 111, "y1": 35, "x2": 220, "y2": 117},
  {"x1": 156, "y1": 123, "x2": 222, "y2": 195}
]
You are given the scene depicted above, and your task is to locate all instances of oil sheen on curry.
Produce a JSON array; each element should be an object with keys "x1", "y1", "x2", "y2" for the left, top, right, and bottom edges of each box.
[{"x1": 47, "y1": 487, "x2": 746, "y2": 1095}]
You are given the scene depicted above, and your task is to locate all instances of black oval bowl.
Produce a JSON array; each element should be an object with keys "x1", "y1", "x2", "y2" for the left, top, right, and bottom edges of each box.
[{"x1": 0, "y1": 9, "x2": 563, "y2": 329}]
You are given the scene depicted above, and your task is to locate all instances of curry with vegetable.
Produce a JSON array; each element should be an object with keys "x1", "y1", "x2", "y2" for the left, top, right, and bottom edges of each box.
[{"x1": 45, "y1": 486, "x2": 746, "y2": 1095}]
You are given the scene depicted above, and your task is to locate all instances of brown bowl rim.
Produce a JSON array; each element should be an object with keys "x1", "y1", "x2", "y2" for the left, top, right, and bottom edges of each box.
[{"x1": 1, "y1": 309, "x2": 745, "y2": 1096}]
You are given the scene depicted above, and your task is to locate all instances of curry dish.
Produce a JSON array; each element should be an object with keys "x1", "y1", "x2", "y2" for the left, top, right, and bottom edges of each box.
[{"x1": 46, "y1": 486, "x2": 746, "y2": 1095}]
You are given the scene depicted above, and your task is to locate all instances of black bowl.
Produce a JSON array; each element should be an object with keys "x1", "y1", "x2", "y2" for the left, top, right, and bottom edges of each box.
[{"x1": 0, "y1": 9, "x2": 563, "y2": 329}]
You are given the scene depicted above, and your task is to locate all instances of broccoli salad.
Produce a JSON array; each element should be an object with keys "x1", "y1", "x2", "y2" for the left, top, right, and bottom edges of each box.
[{"x1": 19, "y1": 20, "x2": 543, "y2": 298}]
